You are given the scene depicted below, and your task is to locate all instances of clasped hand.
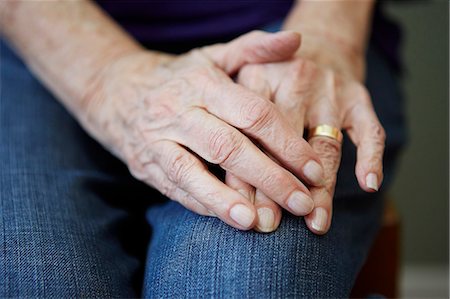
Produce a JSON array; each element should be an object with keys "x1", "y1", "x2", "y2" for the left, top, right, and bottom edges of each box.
[{"x1": 82, "y1": 31, "x2": 385, "y2": 234}]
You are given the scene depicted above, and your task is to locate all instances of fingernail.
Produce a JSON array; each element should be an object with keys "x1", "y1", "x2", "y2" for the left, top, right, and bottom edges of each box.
[
  {"x1": 366, "y1": 173, "x2": 379, "y2": 191},
  {"x1": 311, "y1": 207, "x2": 328, "y2": 232},
  {"x1": 230, "y1": 204, "x2": 255, "y2": 228},
  {"x1": 303, "y1": 160, "x2": 324, "y2": 185},
  {"x1": 287, "y1": 191, "x2": 314, "y2": 215},
  {"x1": 256, "y1": 207, "x2": 275, "y2": 233}
]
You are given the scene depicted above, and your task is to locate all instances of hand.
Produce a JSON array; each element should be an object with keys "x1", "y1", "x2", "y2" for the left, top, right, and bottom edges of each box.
[
  {"x1": 232, "y1": 34, "x2": 385, "y2": 234},
  {"x1": 80, "y1": 31, "x2": 325, "y2": 230}
]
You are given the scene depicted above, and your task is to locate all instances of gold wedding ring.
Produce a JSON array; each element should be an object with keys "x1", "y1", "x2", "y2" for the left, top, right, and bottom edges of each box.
[{"x1": 308, "y1": 124, "x2": 343, "y2": 143}]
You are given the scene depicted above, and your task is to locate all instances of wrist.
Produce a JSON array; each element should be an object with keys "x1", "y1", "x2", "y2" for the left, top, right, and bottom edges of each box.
[
  {"x1": 282, "y1": 0, "x2": 374, "y2": 81},
  {"x1": 283, "y1": 0, "x2": 374, "y2": 55},
  {"x1": 294, "y1": 30, "x2": 366, "y2": 81},
  {"x1": 290, "y1": 25, "x2": 365, "y2": 58}
]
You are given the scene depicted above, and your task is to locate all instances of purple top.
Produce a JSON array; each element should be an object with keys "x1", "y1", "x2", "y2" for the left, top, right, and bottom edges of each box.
[
  {"x1": 97, "y1": 1, "x2": 294, "y2": 43},
  {"x1": 97, "y1": 1, "x2": 401, "y2": 71}
]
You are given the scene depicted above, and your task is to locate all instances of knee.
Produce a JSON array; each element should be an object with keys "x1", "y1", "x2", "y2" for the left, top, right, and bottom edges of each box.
[{"x1": 145, "y1": 203, "x2": 351, "y2": 298}]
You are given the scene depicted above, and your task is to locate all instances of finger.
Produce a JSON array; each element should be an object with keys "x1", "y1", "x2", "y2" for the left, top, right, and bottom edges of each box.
[
  {"x1": 200, "y1": 81, "x2": 325, "y2": 187},
  {"x1": 344, "y1": 96, "x2": 386, "y2": 192},
  {"x1": 129, "y1": 162, "x2": 214, "y2": 217},
  {"x1": 152, "y1": 140, "x2": 258, "y2": 230},
  {"x1": 203, "y1": 30, "x2": 301, "y2": 75},
  {"x1": 304, "y1": 187, "x2": 334, "y2": 235},
  {"x1": 225, "y1": 172, "x2": 255, "y2": 203},
  {"x1": 304, "y1": 96, "x2": 342, "y2": 235},
  {"x1": 174, "y1": 108, "x2": 314, "y2": 217},
  {"x1": 236, "y1": 65, "x2": 287, "y2": 233},
  {"x1": 226, "y1": 172, "x2": 281, "y2": 233},
  {"x1": 304, "y1": 137, "x2": 341, "y2": 235},
  {"x1": 253, "y1": 189, "x2": 282, "y2": 233},
  {"x1": 169, "y1": 187, "x2": 216, "y2": 217}
]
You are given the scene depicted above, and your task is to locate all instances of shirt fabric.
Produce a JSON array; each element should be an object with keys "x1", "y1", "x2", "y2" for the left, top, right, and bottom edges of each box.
[{"x1": 96, "y1": 0, "x2": 402, "y2": 70}]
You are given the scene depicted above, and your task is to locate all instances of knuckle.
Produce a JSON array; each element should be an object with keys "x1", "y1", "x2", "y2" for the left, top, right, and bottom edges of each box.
[
  {"x1": 310, "y1": 138, "x2": 342, "y2": 172},
  {"x1": 166, "y1": 149, "x2": 197, "y2": 186},
  {"x1": 312, "y1": 137, "x2": 341, "y2": 157},
  {"x1": 128, "y1": 163, "x2": 147, "y2": 181},
  {"x1": 364, "y1": 122, "x2": 386, "y2": 146},
  {"x1": 208, "y1": 128, "x2": 244, "y2": 165},
  {"x1": 283, "y1": 138, "x2": 307, "y2": 161},
  {"x1": 374, "y1": 123, "x2": 387, "y2": 143},
  {"x1": 239, "y1": 98, "x2": 274, "y2": 130}
]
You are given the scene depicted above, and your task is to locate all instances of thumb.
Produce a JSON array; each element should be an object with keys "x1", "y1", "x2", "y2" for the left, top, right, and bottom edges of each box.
[{"x1": 202, "y1": 30, "x2": 301, "y2": 75}]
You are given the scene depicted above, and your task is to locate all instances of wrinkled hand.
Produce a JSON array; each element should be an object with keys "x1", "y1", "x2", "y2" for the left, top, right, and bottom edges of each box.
[
  {"x1": 81, "y1": 31, "x2": 325, "y2": 230},
  {"x1": 232, "y1": 35, "x2": 385, "y2": 234}
]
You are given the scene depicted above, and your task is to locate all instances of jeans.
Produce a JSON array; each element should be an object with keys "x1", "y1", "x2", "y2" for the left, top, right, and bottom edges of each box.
[{"x1": 0, "y1": 35, "x2": 405, "y2": 298}]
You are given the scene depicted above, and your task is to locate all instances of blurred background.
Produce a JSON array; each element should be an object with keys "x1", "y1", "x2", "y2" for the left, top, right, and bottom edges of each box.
[{"x1": 383, "y1": 0, "x2": 448, "y2": 297}]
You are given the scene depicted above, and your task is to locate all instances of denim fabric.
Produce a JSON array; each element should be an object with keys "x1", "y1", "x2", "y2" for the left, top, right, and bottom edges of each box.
[{"x1": 0, "y1": 31, "x2": 405, "y2": 298}]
